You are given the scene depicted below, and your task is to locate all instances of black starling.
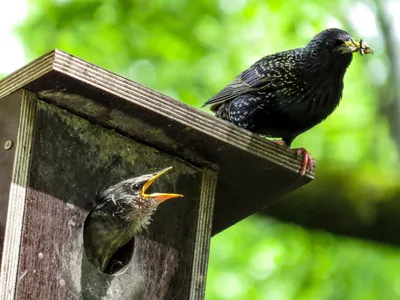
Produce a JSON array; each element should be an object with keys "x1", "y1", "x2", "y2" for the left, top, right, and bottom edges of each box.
[
  {"x1": 203, "y1": 28, "x2": 373, "y2": 175},
  {"x1": 84, "y1": 167, "x2": 183, "y2": 273}
]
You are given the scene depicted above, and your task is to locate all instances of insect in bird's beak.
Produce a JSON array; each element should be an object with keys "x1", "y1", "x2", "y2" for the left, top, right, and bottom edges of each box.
[
  {"x1": 344, "y1": 38, "x2": 374, "y2": 55},
  {"x1": 140, "y1": 167, "x2": 183, "y2": 203}
]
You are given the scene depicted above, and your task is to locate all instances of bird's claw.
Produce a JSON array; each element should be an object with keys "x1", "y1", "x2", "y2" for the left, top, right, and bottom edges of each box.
[
  {"x1": 272, "y1": 140, "x2": 313, "y2": 176},
  {"x1": 294, "y1": 148, "x2": 314, "y2": 176}
]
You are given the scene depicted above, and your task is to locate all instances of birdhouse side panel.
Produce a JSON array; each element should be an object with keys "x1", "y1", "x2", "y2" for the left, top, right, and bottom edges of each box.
[{"x1": 0, "y1": 91, "x2": 22, "y2": 269}]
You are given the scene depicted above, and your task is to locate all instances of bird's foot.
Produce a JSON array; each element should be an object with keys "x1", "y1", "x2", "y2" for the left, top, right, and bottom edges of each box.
[
  {"x1": 272, "y1": 140, "x2": 313, "y2": 176},
  {"x1": 293, "y1": 148, "x2": 314, "y2": 176}
]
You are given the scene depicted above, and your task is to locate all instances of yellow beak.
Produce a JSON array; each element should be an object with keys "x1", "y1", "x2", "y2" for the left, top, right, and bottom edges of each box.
[
  {"x1": 140, "y1": 167, "x2": 183, "y2": 203},
  {"x1": 344, "y1": 39, "x2": 374, "y2": 55}
]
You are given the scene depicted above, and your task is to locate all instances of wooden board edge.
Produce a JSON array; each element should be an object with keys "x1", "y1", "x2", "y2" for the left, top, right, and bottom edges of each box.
[
  {"x1": 189, "y1": 168, "x2": 218, "y2": 300},
  {"x1": 0, "y1": 52, "x2": 55, "y2": 100}
]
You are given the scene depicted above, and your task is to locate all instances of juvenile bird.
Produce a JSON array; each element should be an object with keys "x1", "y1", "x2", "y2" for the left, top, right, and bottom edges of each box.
[
  {"x1": 203, "y1": 28, "x2": 373, "y2": 175},
  {"x1": 84, "y1": 167, "x2": 183, "y2": 273}
]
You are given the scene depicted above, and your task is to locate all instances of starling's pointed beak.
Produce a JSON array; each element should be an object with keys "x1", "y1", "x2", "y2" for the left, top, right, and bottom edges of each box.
[
  {"x1": 344, "y1": 39, "x2": 374, "y2": 55},
  {"x1": 140, "y1": 167, "x2": 183, "y2": 203}
]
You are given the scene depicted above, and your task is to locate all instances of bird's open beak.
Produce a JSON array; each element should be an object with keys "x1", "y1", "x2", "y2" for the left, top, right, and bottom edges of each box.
[
  {"x1": 140, "y1": 167, "x2": 183, "y2": 203},
  {"x1": 344, "y1": 39, "x2": 374, "y2": 55}
]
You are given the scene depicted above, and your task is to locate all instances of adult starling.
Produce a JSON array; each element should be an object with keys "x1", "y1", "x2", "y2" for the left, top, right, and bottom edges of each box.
[
  {"x1": 84, "y1": 167, "x2": 183, "y2": 273},
  {"x1": 203, "y1": 28, "x2": 373, "y2": 175}
]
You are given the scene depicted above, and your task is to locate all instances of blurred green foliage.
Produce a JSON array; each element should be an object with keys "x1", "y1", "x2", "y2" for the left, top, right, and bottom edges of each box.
[
  {"x1": 14, "y1": 0, "x2": 400, "y2": 298},
  {"x1": 208, "y1": 216, "x2": 400, "y2": 300}
]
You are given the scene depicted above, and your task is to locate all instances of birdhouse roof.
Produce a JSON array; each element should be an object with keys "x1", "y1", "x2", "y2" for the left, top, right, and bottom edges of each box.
[{"x1": 0, "y1": 50, "x2": 313, "y2": 234}]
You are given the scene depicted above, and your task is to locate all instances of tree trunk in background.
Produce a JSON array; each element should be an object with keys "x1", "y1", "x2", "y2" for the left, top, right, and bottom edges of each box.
[
  {"x1": 374, "y1": 0, "x2": 400, "y2": 153},
  {"x1": 261, "y1": 170, "x2": 400, "y2": 246}
]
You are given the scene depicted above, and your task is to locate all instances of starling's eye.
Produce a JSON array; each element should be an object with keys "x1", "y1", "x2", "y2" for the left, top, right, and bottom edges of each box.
[
  {"x1": 333, "y1": 40, "x2": 344, "y2": 48},
  {"x1": 132, "y1": 183, "x2": 141, "y2": 191}
]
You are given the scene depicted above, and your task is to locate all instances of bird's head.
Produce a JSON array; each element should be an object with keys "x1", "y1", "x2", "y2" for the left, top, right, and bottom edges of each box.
[
  {"x1": 99, "y1": 166, "x2": 183, "y2": 226},
  {"x1": 84, "y1": 167, "x2": 182, "y2": 273},
  {"x1": 306, "y1": 28, "x2": 373, "y2": 63}
]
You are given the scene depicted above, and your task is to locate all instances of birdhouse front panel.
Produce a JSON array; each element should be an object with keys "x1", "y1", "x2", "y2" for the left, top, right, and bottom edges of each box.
[{"x1": 1, "y1": 90, "x2": 216, "y2": 300}]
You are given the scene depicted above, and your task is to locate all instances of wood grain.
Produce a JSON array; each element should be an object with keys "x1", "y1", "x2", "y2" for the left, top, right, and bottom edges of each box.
[{"x1": 190, "y1": 169, "x2": 217, "y2": 300}]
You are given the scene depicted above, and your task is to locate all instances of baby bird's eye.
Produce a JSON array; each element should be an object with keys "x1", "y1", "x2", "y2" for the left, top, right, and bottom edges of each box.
[{"x1": 132, "y1": 183, "x2": 141, "y2": 191}]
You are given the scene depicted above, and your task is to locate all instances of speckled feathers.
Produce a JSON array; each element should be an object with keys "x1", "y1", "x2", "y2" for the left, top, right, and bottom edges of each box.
[{"x1": 203, "y1": 28, "x2": 360, "y2": 146}]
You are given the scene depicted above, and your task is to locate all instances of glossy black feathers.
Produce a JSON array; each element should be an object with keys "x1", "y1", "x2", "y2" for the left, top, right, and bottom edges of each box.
[{"x1": 203, "y1": 28, "x2": 355, "y2": 146}]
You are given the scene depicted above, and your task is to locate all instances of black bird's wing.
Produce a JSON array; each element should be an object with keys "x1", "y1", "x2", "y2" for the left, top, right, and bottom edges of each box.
[{"x1": 203, "y1": 56, "x2": 276, "y2": 111}]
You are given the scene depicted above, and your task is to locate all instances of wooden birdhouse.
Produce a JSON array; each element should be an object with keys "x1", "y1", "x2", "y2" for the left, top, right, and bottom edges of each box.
[{"x1": 0, "y1": 50, "x2": 313, "y2": 299}]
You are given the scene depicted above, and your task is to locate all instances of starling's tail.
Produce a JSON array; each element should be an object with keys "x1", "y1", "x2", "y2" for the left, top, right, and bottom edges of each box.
[
  {"x1": 209, "y1": 103, "x2": 222, "y2": 112},
  {"x1": 201, "y1": 101, "x2": 221, "y2": 112}
]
